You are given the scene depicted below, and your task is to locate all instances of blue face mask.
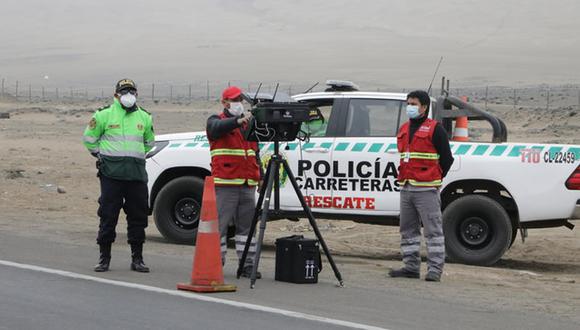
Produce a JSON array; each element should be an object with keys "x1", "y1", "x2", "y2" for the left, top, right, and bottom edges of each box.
[{"x1": 406, "y1": 104, "x2": 421, "y2": 119}]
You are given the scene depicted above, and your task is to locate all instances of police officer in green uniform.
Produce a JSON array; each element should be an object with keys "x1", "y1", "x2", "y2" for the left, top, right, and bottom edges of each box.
[{"x1": 83, "y1": 79, "x2": 155, "y2": 273}]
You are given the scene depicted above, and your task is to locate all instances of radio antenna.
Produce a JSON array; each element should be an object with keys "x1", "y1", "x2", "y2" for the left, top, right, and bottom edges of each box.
[
  {"x1": 427, "y1": 56, "x2": 443, "y2": 95},
  {"x1": 272, "y1": 83, "x2": 279, "y2": 101},
  {"x1": 303, "y1": 82, "x2": 319, "y2": 94},
  {"x1": 253, "y1": 83, "x2": 263, "y2": 105}
]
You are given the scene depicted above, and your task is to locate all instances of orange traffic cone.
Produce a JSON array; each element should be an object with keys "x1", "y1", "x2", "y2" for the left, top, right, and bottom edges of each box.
[
  {"x1": 177, "y1": 176, "x2": 237, "y2": 293},
  {"x1": 452, "y1": 96, "x2": 469, "y2": 142}
]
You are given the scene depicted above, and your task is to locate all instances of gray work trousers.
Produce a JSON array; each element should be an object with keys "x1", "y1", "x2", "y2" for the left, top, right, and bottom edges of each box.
[
  {"x1": 399, "y1": 188, "x2": 445, "y2": 274},
  {"x1": 215, "y1": 185, "x2": 257, "y2": 267}
]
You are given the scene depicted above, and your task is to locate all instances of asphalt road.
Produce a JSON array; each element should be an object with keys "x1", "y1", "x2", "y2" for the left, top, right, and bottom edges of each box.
[
  {"x1": 0, "y1": 231, "x2": 578, "y2": 330},
  {"x1": 0, "y1": 265, "x2": 355, "y2": 330}
]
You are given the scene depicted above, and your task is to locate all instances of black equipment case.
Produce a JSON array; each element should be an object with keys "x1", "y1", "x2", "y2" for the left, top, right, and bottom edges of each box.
[{"x1": 275, "y1": 235, "x2": 321, "y2": 284}]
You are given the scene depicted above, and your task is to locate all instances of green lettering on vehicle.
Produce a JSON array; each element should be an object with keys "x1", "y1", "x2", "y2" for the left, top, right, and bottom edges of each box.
[
  {"x1": 286, "y1": 143, "x2": 299, "y2": 150},
  {"x1": 568, "y1": 147, "x2": 580, "y2": 159},
  {"x1": 455, "y1": 144, "x2": 472, "y2": 155},
  {"x1": 351, "y1": 143, "x2": 366, "y2": 152},
  {"x1": 385, "y1": 144, "x2": 397, "y2": 152},
  {"x1": 532, "y1": 146, "x2": 544, "y2": 152},
  {"x1": 548, "y1": 146, "x2": 563, "y2": 158},
  {"x1": 320, "y1": 142, "x2": 333, "y2": 149},
  {"x1": 368, "y1": 143, "x2": 384, "y2": 153},
  {"x1": 508, "y1": 145, "x2": 526, "y2": 157},
  {"x1": 335, "y1": 143, "x2": 349, "y2": 151},
  {"x1": 490, "y1": 145, "x2": 508, "y2": 156},
  {"x1": 303, "y1": 142, "x2": 315, "y2": 149},
  {"x1": 472, "y1": 145, "x2": 490, "y2": 156}
]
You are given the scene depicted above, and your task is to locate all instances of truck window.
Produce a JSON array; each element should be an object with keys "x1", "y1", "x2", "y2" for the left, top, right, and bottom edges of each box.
[
  {"x1": 301, "y1": 102, "x2": 333, "y2": 137},
  {"x1": 345, "y1": 99, "x2": 403, "y2": 137}
]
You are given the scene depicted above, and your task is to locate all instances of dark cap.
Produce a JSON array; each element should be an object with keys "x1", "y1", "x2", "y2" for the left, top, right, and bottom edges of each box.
[
  {"x1": 221, "y1": 86, "x2": 242, "y2": 101},
  {"x1": 115, "y1": 78, "x2": 137, "y2": 93}
]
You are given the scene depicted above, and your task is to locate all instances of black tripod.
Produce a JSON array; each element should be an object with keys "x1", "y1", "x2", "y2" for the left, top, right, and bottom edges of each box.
[{"x1": 236, "y1": 140, "x2": 344, "y2": 288}]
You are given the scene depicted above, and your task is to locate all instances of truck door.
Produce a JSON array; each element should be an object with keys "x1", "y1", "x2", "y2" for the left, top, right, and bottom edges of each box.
[{"x1": 331, "y1": 98, "x2": 405, "y2": 215}]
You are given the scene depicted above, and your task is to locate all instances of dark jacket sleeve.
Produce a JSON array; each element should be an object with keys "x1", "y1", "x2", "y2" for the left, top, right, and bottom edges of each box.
[
  {"x1": 255, "y1": 149, "x2": 263, "y2": 179},
  {"x1": 206, "y1": 114, "x2": 240, "y2": 141},
  {"x1": 432, "y1": 123, "x2": 454, "y2": 177}
]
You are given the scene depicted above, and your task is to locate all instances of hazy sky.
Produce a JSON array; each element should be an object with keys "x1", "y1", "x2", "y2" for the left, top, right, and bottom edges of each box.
[{"x1": 1, "y1": 0, "x2": 579, "y2": 89}]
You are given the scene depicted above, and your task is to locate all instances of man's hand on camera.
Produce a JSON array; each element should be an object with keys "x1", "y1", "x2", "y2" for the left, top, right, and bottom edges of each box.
[{"x1": 237, "y1": 113, "x2": 252, "y2": 126}]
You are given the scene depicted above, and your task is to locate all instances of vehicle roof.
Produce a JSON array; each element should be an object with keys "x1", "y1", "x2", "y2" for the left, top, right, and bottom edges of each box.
[
  {"x1": 292, "y1": 91, "x2": 409, "y2": 101},
  {"x1": 242, "y1": 91, "x2": 293, "y2": 103}
]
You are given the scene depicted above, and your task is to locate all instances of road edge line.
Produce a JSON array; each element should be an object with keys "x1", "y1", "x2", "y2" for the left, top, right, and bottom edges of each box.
[{"x1": 0, "y1": 259, "x2": 389, "y2": 330}]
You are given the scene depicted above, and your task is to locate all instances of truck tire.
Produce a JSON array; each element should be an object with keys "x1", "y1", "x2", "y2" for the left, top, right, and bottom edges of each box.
[
  {"x1": 153, "y1": 176, "x2": 204, "y2": 244},
  {"x1": 443, "y1": 195, "x2": 512, "y2": 266}
]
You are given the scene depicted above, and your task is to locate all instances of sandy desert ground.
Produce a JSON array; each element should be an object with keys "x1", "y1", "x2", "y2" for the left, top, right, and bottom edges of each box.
[{"x1": 0, "y1": 93, "x2": 579, "y2": 321}]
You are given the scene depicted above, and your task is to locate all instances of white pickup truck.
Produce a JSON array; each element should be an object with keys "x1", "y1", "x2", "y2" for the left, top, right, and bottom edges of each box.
[{"x1": 145, "y1": 81, "x2": 580, "y2": 266}]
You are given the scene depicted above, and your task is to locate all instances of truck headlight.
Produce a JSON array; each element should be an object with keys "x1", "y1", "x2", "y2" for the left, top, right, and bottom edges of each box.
[{"x1": 146, "y1": 141, "x2": 169, "y2": 159}]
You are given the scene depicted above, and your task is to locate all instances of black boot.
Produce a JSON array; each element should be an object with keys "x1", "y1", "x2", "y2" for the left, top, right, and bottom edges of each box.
[
  {"x1": 130, "y1": 244, "x2": 150, "y2": 273},
  {"x1": 94, "y1": 243, "x2": 111, "y2": 272}
]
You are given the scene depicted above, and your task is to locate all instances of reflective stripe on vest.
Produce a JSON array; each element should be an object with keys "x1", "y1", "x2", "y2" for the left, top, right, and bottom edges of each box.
[
  {"x1": 213, "y1": 178, "x2": 259, "y2": 186},
  {"x1": 214, "y1": 178, "x2": 247, "y2": 185},
  {"x1": 210, "y1": 148, "x2": 256, "y2": 157},
  {"x1": 400, "y1": 152, "x2": 440, "y2": 160},
  {"x1": 399, "y1": 179, "x2": 442, "y2": 186}
]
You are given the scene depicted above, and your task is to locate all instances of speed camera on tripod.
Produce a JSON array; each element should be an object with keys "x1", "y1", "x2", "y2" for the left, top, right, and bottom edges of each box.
[{"x1": 243, "y1": 102, "x2": 311, "y2": 142}]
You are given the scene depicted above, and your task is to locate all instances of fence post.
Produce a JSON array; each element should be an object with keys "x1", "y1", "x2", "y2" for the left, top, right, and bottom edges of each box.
[
  {"x1": 288, "y1": 85, "x2": 292, "y2": 95},
  {"x1": 56, "y1": 87, "x2": 59, "y2": 99},
  {"x1": 188, "y1": 84, "x2": 192, "y2": 101},
  {"x1": 15, "y1": 81, "x2": 19, "y2": 99},
  {"x1": 546, "y1": 86, "x2": 550, "y2": 111},
  {"x1": 170, "y1": 85, "x2": 173, "y2": 102},
  {"x1": 206, "y1": 80, "x2": 210, "y2": 101},
  {"x1": 1, "y1": 78, "x2": 4, "y2": 97},
  {"x1": 151, "y1": 83, "x2": 155, "y2": 100},
  {"x1": 42, "y1": 86, "x2": 45, "y2": 100},
  {"x1": 513, "y1": 88, "x2": 517, "y2": 110},
  {"x1": 28, "y1": 84, "x2": 32, "y2": 102},
  {"x1": 485, "y1": 86, "x2": 488, "y2": 110},
  {"x1": 578, "y1": 89, "x2": 580, "y2": 111}
]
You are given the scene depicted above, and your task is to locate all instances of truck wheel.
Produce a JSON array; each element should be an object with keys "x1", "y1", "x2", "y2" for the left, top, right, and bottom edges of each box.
[
  {"x1": 443, "y1": 195, "x2": 512, "y2": 266},
  {"x1": 154, "y1": 176, "x2": 204, "y2": 244}
]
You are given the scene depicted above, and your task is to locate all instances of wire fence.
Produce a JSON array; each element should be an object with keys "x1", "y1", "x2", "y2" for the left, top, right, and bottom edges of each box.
[
  {"x1": 1, "y1": 78, "x2": 579, "y2": 111},
  {"x1": 0, "y1": 79, "x2": 315, "y2": 104}
]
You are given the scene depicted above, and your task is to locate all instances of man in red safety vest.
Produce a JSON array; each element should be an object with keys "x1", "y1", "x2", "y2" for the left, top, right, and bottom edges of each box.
[
  {"x1": 206, "y1": 86, "x2": 262, "y2": 278},
  {"x1": 389, "y1": 90, "x2": 454, "y2": 282}
]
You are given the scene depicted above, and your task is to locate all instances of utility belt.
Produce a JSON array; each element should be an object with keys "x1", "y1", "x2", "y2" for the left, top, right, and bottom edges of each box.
[{"x1": 95, "y1": 155, "x2": 147, "y2": 182}]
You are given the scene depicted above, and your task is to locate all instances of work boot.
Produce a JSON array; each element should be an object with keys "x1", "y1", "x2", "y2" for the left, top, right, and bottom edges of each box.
[
  {"x1": 241, "y1": 265, "x2": 262, "y2": 279},
  {"x1": 388, "y1": 268, "x2": 420, "y2": 279},
  {"x1": 130, "y1": 244, "x2": 150, "y2": 273},
  {"x1": 425, "y1": 272, "x2": 441, "y2": 282},
  {"x1": 94, "y1": 243, "x2": 111, "y2": 272}
]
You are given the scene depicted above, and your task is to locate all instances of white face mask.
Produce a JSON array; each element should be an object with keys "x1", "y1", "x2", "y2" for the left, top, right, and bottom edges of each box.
[
  {"x1": 228, "y1": 102, "x2": 244, "y2": 116},
  {"x1": 120, "y1": 93, "x2": 137, "y2": 108},
  {"x1": 406, "y1": 104, "x2": 421, "y2": 119}
]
